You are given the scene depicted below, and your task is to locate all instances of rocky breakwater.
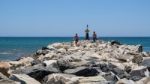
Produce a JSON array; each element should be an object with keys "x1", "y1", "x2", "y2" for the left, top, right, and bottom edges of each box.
[{"x1": 0, "y1": 40, "x2": 150, "y2": 84}]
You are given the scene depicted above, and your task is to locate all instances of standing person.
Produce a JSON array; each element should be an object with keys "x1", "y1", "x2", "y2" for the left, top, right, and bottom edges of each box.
[
  {"x1": 85, "y1": 25, "x2": 90, "y2": 40},
  {"x1": 93, "y1": 31, "x2": 97, "y2": 42},
  {"x1": 74, "y1": 33, "x2": 79, "y2": 46}
]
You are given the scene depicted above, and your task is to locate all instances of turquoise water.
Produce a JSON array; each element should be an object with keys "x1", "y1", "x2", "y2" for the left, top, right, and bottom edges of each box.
[{"x1": 0, "y1": 37, "x2": 150, "y2": 60}]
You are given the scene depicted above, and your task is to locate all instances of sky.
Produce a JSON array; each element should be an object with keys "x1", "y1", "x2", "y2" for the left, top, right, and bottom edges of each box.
[{"x1": 0, "y1": 0, "x2": 150, "y2": 37}]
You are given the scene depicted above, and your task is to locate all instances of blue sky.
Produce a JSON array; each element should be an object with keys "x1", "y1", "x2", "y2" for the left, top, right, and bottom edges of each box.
[{"x1": 0, "y1": 0, "x2": 150, "y2": 37}]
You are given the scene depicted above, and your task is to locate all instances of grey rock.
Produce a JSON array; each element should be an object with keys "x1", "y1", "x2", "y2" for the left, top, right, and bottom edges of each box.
[
  {"x1": 116, "y1": 78, "x2": 135, "y2": 84},
  {"x1": 42, "y1": 73, "x2": 78, "y2": 84},
  {"x1": 64, "y1": 67, "x2": 99, "y2": 77},
  {"x1": 10, "y1": 74, "x2": 41, "y2": 84},
  {"x1": 0, "y1": 72, "x2": 8, "y2": 80},
  {"x1": 136, "y1": 77, "x2": 150, "y2": 84},
  {"x1": 0, "y1": 79, "x2": 20, "y2": 84},
  {"x1": 142, "y1": 57, "x2": 150, "y2": 67},
  {"x1": 102, "y1": 72, "x2": 119, "y2": 83},
  {"x1": 132, "y1": 54, "x2": 143, "y2": 64},
  {"x1": 110, "y1": 40, "x2": 121, "y2": 45},
  {"x1": 12, "y1": 64, "x2": 59, "y2": 82},
  {"x1": 130, "y1": 66, "x2": 149, "y2": 81},
  {"x1": 57, "y1": 58, "x2": 75, "y2": 72},
  {"x1": 36, "y1": 50, "x2": 49, "y2": 56}
]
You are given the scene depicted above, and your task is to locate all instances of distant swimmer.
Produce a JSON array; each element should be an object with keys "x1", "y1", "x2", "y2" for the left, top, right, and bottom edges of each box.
[
  {"x1": 74, "y1": 33, "x2": 79, "y2": 46},
  {"x1": 93, "y1": 31, "x2": 97, "y2": 42},
  {"x1": 85, "y1": 25, "x2": 90, "y2": 40}
]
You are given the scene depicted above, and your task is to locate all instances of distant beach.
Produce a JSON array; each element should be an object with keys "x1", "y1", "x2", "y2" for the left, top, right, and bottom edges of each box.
[{"x1": 0, "y1": 37, "x2": 150, "y2": 60}]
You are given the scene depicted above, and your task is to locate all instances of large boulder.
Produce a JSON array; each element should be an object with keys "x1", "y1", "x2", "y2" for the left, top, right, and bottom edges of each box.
[
  {"x1": 0, "y1": 79, "x2": 20, "y2": 84},
  {"x1": 116, "y1": 54, "x2": 134, "y2": 62},
  {"x1": 42, "y1": 73, "x2": 79, "y2": 84},
  {"x1": 142, "y1": 57, "x2": 150, "y2": 67},
  {"x1": 110, "y1": 40, "x2": 121, "y2": 45},
  {"x1": 142, "y1": 52, "x2": 150, "y2": 57},
  {"x1": 132, "y1": 53, "x2": 143, "y2": 64},
  {"x1": 64, "y1": 67, "x2": 99, "y2": 77},
  {"x1": 102, "y1": 72, "x2": 119, "y2": 83},
  {"x1": 116, "y1": 78, "x2": 135, "y2": 84},
  {"x1": 108, "y1": 63, "x2": 130, "y2": 79},
  {"x1": 0, "y1": 72, "x2": 9, "y2": 80},
  {"x1": 9, "y1": 57, "x2": 34, "y2": 69},
  {"x1": 119, "y1": 45, "x2": 143, "y2": 54},
  {"x1": 136, "y1": 77, "x2": 150, "y2": 84},
  {"x1": 0, "y1": 62, "x2": 11, "y2": 77},
  {"x1": 78, "y1": 75, "x2": 108, "y2": 84},
  {"x1": 51, "y1": 43, "x2": 63, "y2": 49},
  {"x1": 43, "y1": 60, "x2": 57, "y2": 66},
  {"x1": 11, "y1": 64, "x2": 59, "y2": 82},
  {"x1": 57, "y1": 48, "x2": 66, "y2": 54},
  {"x1": 10, "y1": 74, "x2": 41, "y2": 84},
  {"x1": 129, "y1": 66, "x2": 149, "y2": 81},
  {"x1": 57, "y1": 52, "x2": 91, "y2": 69},
  {"x1": 36, "y1": 49, "x2": 50, "y2": 55},
  {"x1": 43, "y1": 73, "x2": 108, "y2": 84}
]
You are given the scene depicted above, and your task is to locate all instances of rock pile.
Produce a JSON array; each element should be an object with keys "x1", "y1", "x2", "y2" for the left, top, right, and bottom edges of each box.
[{"x1": 0, "y1": 40, "x2": 150, "y2": 84}]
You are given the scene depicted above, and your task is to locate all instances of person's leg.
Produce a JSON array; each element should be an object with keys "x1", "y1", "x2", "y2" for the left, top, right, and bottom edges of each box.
[
  {"x1": 93, "y1": 38, "x2": 95, "y2": 42},
  {"x1": 75, "y1": 40, "x2": 78, "y2": 46},
  {"x1": 85, "y1": 33, "x2": 88, "y2": 40},
  {"x1": 87, "y1": 33, "x2": 89, "y2": 40}
]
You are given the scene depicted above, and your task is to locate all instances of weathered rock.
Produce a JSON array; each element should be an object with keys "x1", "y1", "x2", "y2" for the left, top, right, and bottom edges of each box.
[
  {"x1": 116, "y1": 78, "x2": 135, "y2": 84},
  {"x1": 57, "y1": 58, "x2": 75, "y2": 72},
  {"x1": 64, "y1": 67, "x2": 99, "y2": 77},
  {"x1": 116, "y1": 54, "x2": 134, "y2": 62},
  {"x1": 51, "y1": 43, "x2": 63, "y2": 49},
  {"x1": 111, "y1": 40, "x2": 121, "y2": 45},
  {"x1": 109, "y1": 62, "x2": 125, "y2": 70},
  {"x1": 36, "y1": 49, "x2": 49, "y2": 55},
  {"x1": 6, "y1": 40, "x2": 148, "y2": 84},
  {"x1": 102, "y1": 72, "x2": 119, "y2": 83},
  {"x1": 11, "y1": 64, "x2": 59, "y2": 82},
  {"x1": 0, "y1": 72, "x2": 9, "y2": 80},
  {"x1": 142, "y1": 57, "x2": 150, "y2": 77},
  {"x1": 142, "y1": 52, "x2": 150, "y2": 57},
  {"x1": 68, "y1": 47, "x2": 80, "y2": 52},
  {"x1": 132, "y1": 54, "x2": 143, "y2": 64},
  {"x1": 43, "y1": 60, "x2": 57, "y2": 66},
  {"x1": 78, "y1": 75, "x2": 108, "y2": 84},
  {"x1": 119, "y1": 45, "x2": 143, "y2": 54},
  {"x1": 142, "y1": 57, "x2": 150, "y2": 67},
  {"x1": 0, "y1": 62, "x2": 11, "y2": 77},
  {"x1": 9, "y1": 57, "x2": 34, "y2": 69},
  {"x1": 42, "y1": 47, "x2": 49, "y2": 50},
  {"x1": 99, "y1": 62, "x2": 110, "y2": 72},
  {"x1": 57, "y1": 48, "x2": 66, "y2": 54},
  {"x1": 31, "y1": 59, "x2": 42, "y2": 66},
  {"x1": 10, "y1": 74, "x2": 41, "y2": 84},
  {"x1": 130, "y1": 66, "x2": 149, "y2": 81},
  {"x1": 0, "y1": 79, "x2": 20, "y2": 84},
  {"x1": 43, "y1": 73, "x2": 79, "y2": 84},
  {"x1": 43, "y1": 73, "x2": 108, "y2": 84},
  {"x1": 136, "y1": 77, "x2": 150, "y2": 84}
]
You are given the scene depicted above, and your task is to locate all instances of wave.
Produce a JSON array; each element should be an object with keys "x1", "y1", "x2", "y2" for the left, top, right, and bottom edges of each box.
[{"x1": 0, "y1": 52, "x2": 13, "y2": 55}]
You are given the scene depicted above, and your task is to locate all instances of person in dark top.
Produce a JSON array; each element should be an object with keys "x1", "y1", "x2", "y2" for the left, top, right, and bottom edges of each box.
[
  {"x1": 85, "y1": 25, "x2": 90, "y2": 40},
  {"x1": 74, "y1": 33, "x2": 79, "y2": 46},
  {"x1": 93, "y1": 31, "x2": 97, "y2": 42}
]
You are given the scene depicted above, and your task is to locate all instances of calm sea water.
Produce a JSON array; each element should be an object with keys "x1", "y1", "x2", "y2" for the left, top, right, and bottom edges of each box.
[{"x1": 0, "y1": 37, "x2": 150, "y2": 60}]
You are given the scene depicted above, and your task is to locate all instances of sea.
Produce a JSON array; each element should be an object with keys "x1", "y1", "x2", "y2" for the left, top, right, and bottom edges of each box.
[{"x1": 0, "y1": 37, "x2": 150, "y2": 61}]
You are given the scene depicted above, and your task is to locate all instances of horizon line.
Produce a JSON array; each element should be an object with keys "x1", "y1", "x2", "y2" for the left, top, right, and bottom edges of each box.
[{"x1": 1, "y1": 36, "x2": 150, "y2": 38}]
